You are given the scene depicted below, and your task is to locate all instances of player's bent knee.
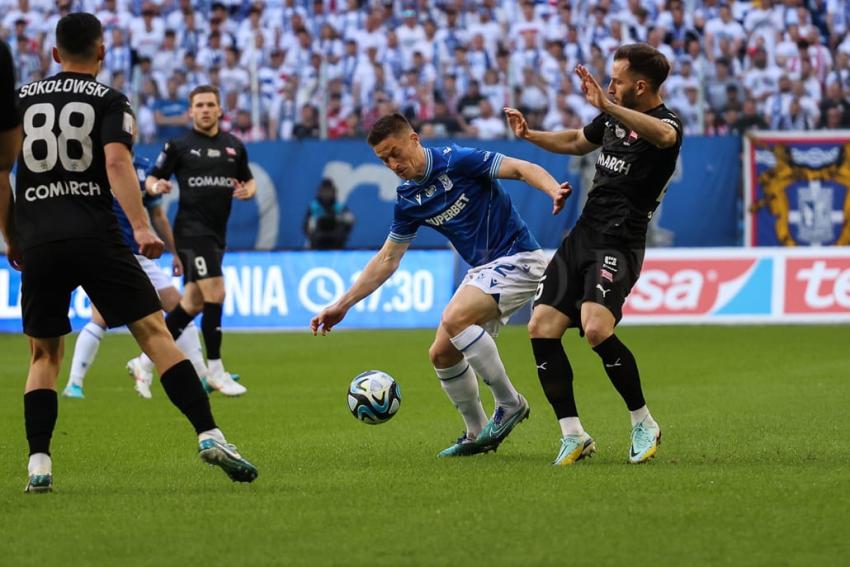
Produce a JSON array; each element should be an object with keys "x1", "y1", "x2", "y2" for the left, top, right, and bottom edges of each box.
[
  {"x1": 527, "y1": 313, "x2": 567, "y2": 338},
  {"x1": 583, "y1": 322, "x2": 614, "y2": 347},
  {"x1": 440, "y1": 310, "x2": 476, "y2": 338},
  {"x1": 428, "y1": 341, "x2": 461, "y2": 368}
]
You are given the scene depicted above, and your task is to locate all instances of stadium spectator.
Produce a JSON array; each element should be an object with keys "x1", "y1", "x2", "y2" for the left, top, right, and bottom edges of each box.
[
  {"x1": 819, "y1": 82, "x2": 850, "y2": 127},
  {"x1": 154, "y1": 76, "x2": 189, "y2": 143},
  {"x1": 231, "y1": 109, "x2": 266, "y2": 143},
  {"x1": 735, "y1": 97, "x2": 770, "y2": 133},
  {"x1": 423, "y1": 99, "x2": 464, "y2": 138},
  {"x1": 457, "y1": 80, "x2": 485, "y2": 122},
  {"x1": 772, "y1": 97, "x2": 815, "y2": 130},
  {"x1": 466, "y1": 99, "x2": 506, "y2": 140},
  {"x1": 303, "y1": 178, "x2": 355, "y2": 250},
  {"x1": 3, "y1": 0, "x2": 849, "y2": 140},
  {"x1": 293, "y1": 104, "x2": 320, "y2": 140}
]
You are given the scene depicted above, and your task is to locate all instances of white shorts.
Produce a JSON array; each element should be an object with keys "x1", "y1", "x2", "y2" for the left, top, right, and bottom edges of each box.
[
  {"x1": 453, "y1": 249, "x2": 547, "y2": 336},
  {"x1": 134, "y1": 254, "x2": 175, "y2": 292}
]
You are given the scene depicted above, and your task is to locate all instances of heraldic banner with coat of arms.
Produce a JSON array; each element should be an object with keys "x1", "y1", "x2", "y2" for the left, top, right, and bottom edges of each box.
[{"x1": 745, "y1": 131, "x2": 850, "y2": 247}]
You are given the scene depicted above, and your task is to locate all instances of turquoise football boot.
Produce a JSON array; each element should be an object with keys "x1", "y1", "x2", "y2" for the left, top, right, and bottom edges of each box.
[
  {"x1": 198, "y1": 438, "x2": 258, "y2": 482},
  {"x1": 629, "y1": 419, "x2": 661, "y2": 464},
  {"x1": 437, "y1": 432, "x2": 493, "y2": 457},
  {"x1": 62, "y1": 384, "x2": 84, "y2": 399},
  {"x1": 553, "y1": 433, "x2": 596, "y2": 466},
  {"x1": 474, "y1": 395, "x2": 530, "y2": 451}
]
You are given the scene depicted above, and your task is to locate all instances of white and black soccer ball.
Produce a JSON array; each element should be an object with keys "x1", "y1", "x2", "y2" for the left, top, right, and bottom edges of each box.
[{"x1": 347, "y1": 370, "x2": 402, "y2": 425}]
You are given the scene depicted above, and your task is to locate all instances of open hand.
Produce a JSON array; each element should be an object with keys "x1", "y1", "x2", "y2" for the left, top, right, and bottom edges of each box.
[
  {"x1": 503, "y1": 107, "x2": 529, "y2": 139},
  {"x1": 576, "y1": 65, "x2": 610, "y2": 111}
]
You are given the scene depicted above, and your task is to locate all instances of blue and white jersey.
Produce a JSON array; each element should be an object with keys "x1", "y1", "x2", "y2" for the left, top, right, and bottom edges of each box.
[
  {"x1": 115, "y1": 156, "x2": 163, "y2": 254},
  {"x1": 388, "y1": 144, "x2": 540, "y2": 267}
]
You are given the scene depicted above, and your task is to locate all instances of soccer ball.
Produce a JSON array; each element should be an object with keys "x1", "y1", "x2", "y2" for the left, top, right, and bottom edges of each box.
[{"x1": 347, "y1": 370, "x2": 402, "y2": 424}]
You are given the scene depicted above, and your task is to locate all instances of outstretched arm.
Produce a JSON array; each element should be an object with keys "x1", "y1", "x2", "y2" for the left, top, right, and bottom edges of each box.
[
  {"x1": 310, "y1": 238, "x2": 410, "y2": 335},
  {"x1": 504, "y1": 107, "x2": 599, "y2": 155},
  {"x1": 575, "y1": 64, "x2": 678, "y2": 149},
  {"x1": 496, "y1": 156, "x2": 572, "y2": 215}
]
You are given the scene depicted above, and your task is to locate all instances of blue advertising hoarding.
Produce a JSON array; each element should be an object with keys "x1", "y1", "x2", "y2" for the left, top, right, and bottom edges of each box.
[
  {"x1": 131, "y1": 136, "x2": 741, "y2": 251},
  {"x1": 0, "y1": 250, "x2": 455, "y2": 333}
]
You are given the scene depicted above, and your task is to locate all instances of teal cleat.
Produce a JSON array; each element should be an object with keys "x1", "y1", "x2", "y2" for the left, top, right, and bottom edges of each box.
[
  {"x1": 475, "y1": 395, "x2": 530, "y2": 451},
  {"x1": 437, "y1": 432, "x2": 493, "y2": 457},
  {"x1": 24, "y1": 474, "x2": 53, "y2": 493},
  {"x1": 629, "y1": 419, "x2": 661, "y2": 464},
  {"x1": 553, "y1": 433, "x2": 596, "y2": 466},
  {"x1": 198, "y1": 438, "x2": 258, "y2": 482},
  {"x1": 62, "y1": 384, "x2": 84, "y2": 399}
]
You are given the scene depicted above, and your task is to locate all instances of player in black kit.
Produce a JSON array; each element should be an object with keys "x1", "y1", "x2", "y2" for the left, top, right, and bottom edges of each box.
[
  {"x1": 505, "y1": 44, "x2": 682, "y2": 466},
  {"x1": 144, "y1": 85, "x2": 255, "y2": 396},
  {"x1": 0, "y1": 38, "x2": 21, "y2": 267},
  {"x1": 4, "y1": 13, "x2": 256, "y2": 492}
]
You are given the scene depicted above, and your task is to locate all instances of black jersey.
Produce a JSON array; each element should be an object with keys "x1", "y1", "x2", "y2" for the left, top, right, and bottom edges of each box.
[
  {"x1": 578, "y1": 104, "x2": 683, "y2": 243},
  {"x1": 14, "y1": 71, "x2": 135, "y2": 250},
  {"x1": 0, "y1": 40, "x2": 19, "y2": 132},
  {"x1": 150, "y1": 129, "x2": 253, "y2": 247}
]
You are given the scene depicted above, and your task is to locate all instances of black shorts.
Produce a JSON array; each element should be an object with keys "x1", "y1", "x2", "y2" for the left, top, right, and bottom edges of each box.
[
  {"x1": 533, "y1": 223, "x2": 644, "y2": 327},
  {"x1": 21, "y1": 239, "x2": 162, "y2": 338},
  {"x1": 176, "y1": 238, "x2": 225, "y2": 283}
]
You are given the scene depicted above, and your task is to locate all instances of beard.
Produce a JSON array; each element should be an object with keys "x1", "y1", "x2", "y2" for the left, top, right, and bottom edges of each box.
[{"x1": 618, "y1": 87, "x2": 639, "y2": 110}]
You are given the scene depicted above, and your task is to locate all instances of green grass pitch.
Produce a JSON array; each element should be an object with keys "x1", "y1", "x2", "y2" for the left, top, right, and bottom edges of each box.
[{"x1": 0, "y1": 325, "x2": 848, "y2": 566}]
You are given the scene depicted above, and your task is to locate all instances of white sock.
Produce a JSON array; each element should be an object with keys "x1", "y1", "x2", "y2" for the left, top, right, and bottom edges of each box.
[
  {"x1": 630, "y1": 405, "x2": 657, "y2": 428},
  {"x1": 449, "y1": 325, "x2": 519, "y2": 409},
  {"x1": 559, "y1": 417, "x2": 585, "y2": 437},
  {"x1": 176, "y1": 322, "x2": 207, "y2": 377},
  {"x1": 198, "y1": 428, "x2": 225, "y2": 443},
  {"x1": 208, "y1": 358, "x2": 224, "y2": 376},
  {"x1": 435, "y1": 360, "x2": 489, "y2": 438},
  {"x1": 68, "y1": 322, "x2": 105, "y2": 387},
  {"x1": 28, "y1": 452, "x2": 51, "y2": 475}
]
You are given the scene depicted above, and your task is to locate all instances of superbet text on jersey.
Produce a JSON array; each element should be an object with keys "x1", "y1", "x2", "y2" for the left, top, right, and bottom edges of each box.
[
  {"x1": 149, "y1": 130, "x2": 253, "y2": 248},
  {"x1": 15, "y1": 72, "x2": 135, "y2": 250}
]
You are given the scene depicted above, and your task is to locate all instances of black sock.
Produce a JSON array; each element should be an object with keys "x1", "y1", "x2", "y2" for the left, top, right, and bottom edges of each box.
[
  {"x1": 24, "y1": 389, "x2": 58, "y2": 455},
  {"x1": 592, "y1": 334, "x2": 646, "y2": 411},
  {"x1": 201, "y1": 303, "x2": 223, "y2": 360},
  {"x1": 165, "y1": 304, "x2": 194, "y2": 340},
  {"x1": 160, "y1": 360, "x2": 217, "y2": 434},
  {"x1": 531, "y1": 338, "x2": 578, "y2": 419}
]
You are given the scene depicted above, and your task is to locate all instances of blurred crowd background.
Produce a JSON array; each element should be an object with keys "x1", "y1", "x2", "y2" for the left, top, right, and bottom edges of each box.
[{"x1": 3, "y1": 0, "x2": 849, "y2": 143}]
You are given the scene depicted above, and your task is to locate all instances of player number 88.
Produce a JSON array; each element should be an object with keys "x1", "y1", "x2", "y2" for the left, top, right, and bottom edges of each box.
[{"x1": 22, "y1": 102, "x2": 95, "y2": 173}]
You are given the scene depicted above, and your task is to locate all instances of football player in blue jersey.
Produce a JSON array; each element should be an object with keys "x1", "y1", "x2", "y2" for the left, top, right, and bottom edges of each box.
[
  {"x1": 62, "y1": 156, "x2": 207, "y2": 400},
  {"x1": 311, "y1": 113, "x2": 571, "y2": 456}
]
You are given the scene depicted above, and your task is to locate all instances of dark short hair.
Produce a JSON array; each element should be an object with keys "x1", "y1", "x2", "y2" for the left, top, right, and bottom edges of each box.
[
  {"x1": 189, "y1": 85, "x2": 220, "y2": 105},
  {"x1": 367, "y1": 113, "x2": 413, "y2": 146},
  {"x1": 614, "y1": 43, "x2": 670, "y2": 90},
  {"x1": 56, "y1": 12, "x2": 102, "y2": 61}
]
